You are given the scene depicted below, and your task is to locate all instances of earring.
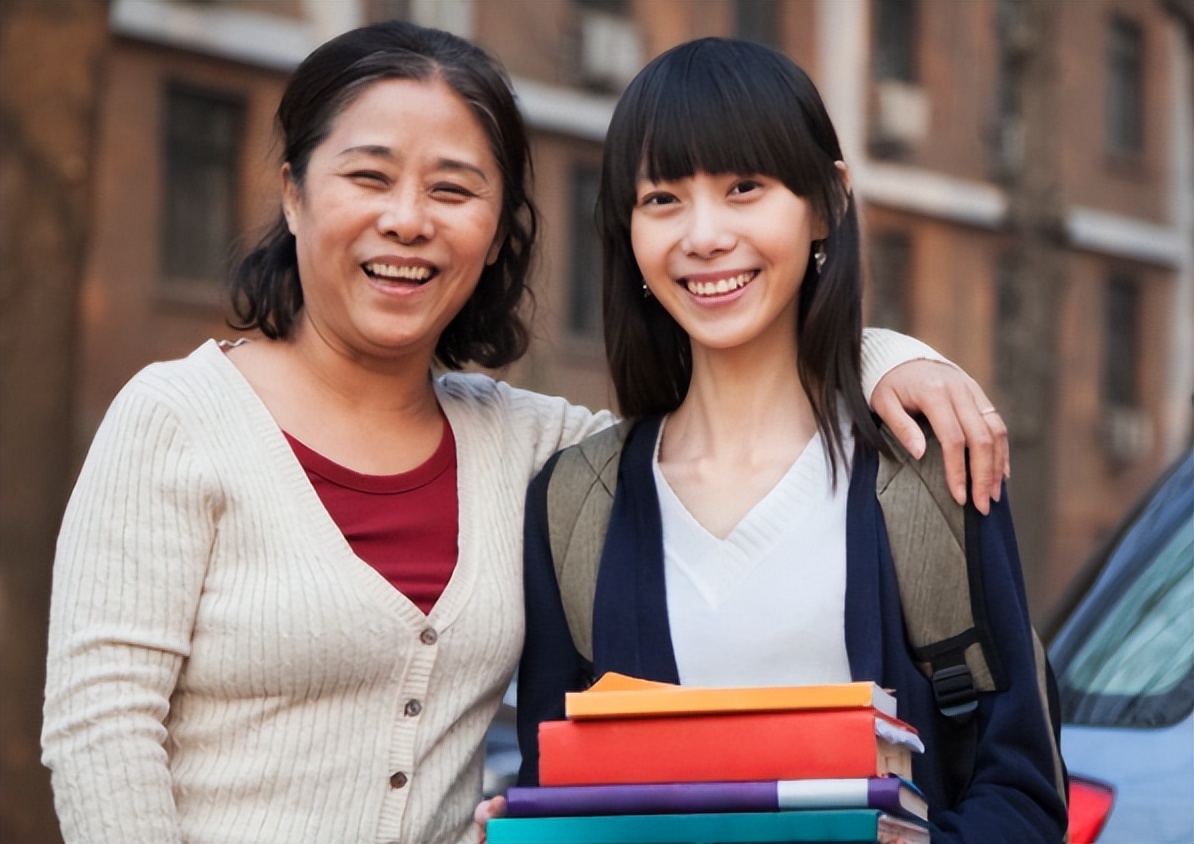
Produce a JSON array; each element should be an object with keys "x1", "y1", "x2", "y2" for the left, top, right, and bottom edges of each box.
[
  {"x1": 642, "y1": 280, "x2": 653, "y2": 299},
  {"x1": 814, "y1": 242, "x2": 827, "y2": 274}
]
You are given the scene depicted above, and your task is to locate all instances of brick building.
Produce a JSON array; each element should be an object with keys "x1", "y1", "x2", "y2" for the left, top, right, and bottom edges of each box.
[{"x1": 78, "y1": 0, "x2": 1191, "y2": 616}]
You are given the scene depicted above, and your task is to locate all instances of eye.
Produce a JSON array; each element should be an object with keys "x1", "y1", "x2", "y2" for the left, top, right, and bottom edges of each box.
[
  {"x1": 637, "y1": 190, "x2": 677, "y2": 208},
  {"x1": 430, "y1": 183, "x2": 478, "y2": 201},
  {"x1": 729, "y1": 178, "x2": 764, "y2": 196},
  {"x1": 346, "y1": 170, "x2": 389, "y2": 187}
]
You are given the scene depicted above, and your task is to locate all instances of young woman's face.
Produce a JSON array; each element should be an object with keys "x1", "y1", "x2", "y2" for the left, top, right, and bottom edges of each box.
[
  {"x1": 282, "y1": 76, "x2": 504, "y2": 363},
  {"x1": 630, "y1": 170, "x2": 822, "y2": 354}
]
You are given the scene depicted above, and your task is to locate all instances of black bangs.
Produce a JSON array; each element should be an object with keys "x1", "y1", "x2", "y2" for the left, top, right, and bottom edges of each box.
[{"x1": 620, "y1": 39, "x2": 836, "y2": 202}]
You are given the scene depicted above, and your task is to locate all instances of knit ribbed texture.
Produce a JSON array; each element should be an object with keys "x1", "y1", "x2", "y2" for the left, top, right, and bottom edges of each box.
[
  {"x1": 42, "y1": 341, "x2": 611, "y2": 844},
  {"x1": 859, "y1": 327, "x2": 954, "y2": 400}
]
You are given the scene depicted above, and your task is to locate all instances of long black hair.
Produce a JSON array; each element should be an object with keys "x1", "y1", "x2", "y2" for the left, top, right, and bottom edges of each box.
[
  {"x1": 229, "y1": 20, "x2": 538, "y2": 370},
  {"x1": 597, "y1": 37, "x2": 883, "y2": 473}
]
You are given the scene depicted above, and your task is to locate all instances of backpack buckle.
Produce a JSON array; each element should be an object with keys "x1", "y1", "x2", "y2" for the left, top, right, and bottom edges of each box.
[{"x1": 931, "y1": 663, "x2": 978, "y2": 722}]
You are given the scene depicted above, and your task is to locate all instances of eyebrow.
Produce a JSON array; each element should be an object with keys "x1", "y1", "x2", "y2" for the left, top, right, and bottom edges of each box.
[{"x1": 337, "y1": 145, "x2": 491, "y2": 182}]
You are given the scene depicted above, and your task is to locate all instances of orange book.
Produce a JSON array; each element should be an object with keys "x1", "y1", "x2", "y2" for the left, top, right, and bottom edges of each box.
[
  {"x1": 538, "y1": 708, "x2": 920, "y2": 787},
  {"x1": 564, "y1": 673, "x2": 898, "y2": 720}
]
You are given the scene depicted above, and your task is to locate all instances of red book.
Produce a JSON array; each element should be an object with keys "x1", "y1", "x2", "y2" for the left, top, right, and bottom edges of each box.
[{"x1": 538, "y1": 709, "x2": 920, "y2": 787}]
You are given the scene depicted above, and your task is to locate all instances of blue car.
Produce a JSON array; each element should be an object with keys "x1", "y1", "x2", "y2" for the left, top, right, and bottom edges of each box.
[{"x1": 1047, "y1": 449, "x2": 1194, "y2": 843}]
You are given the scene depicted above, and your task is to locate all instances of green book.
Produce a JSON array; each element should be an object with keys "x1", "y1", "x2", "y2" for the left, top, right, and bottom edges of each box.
[{"x1": 485, "y1": 808, "x2": 929, "y2": 843}]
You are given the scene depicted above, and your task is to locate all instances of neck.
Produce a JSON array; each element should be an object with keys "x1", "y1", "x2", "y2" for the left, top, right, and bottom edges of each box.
[
  {"x1": 289, "y1": 318, "x2": 440, "y2": 419},
  {"x1": 665, "y1": 336, "x2": 817, "y2": 465}
]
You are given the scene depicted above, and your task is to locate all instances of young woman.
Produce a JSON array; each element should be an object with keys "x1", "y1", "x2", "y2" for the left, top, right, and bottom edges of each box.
[
  {"x1": 515, "y1": 38, "x2": 1067, "y2": 844},
  {"x1": 44, "y1": 21, "x2": 1012, "y2": 844}
]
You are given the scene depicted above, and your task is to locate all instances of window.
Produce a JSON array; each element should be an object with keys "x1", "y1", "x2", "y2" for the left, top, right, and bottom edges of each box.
[
  {"x1": 1052, "y1": 454, "x2": 1194, "y2": 728},
  {"x1": 1106, "y1": 15, "x2": 1144, "y2": 156},
  {"x1": 867, "y1": 230, "x2": 911, "y2": 333},
  {"x1": 160, "y1": 82, "x2": 244, "y2": 288},
  {"x1": 573, "y1": 0, "x2": 639, "y2": 92},
  {"x1": 736, "y1": 0, "x2": 780, "y2": 47},
  {"x1": 990, "y1": 0, "x2": 1025, "y2": 180},
  {"x1": 1103, "y1": 273, "x2": 1140, "y2": 408},
  {"x1": 869, "y1": 0, "x2": 926, "y2": 158},
  {"x1": 872, "y1": 0, "x2": 919, "y2": 83},
  {"x1": 567, "y1": 164, "x2": 603, "y2": 340}
]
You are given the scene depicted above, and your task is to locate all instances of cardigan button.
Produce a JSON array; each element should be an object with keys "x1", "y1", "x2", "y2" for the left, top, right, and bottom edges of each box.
[
  {"x1": 419, "y1": 628, "x2": 438, "y2": 645},
  {"x1": 389, "y1": 771, "x2": 408, "y2": 789},
  {"x1": 404, "y1": 699, "x2": 423, "y2": 717}
]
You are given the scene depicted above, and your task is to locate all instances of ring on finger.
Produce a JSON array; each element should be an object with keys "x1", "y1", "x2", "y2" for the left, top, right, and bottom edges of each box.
[{"x1": 979, "y1": 406, "x2": 999, "y2": 415}]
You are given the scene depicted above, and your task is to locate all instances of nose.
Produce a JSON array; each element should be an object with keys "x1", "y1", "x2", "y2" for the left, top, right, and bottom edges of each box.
[
  {"x1": 377, "y1": 186, "x2": 434, "y2": 244},
  {"x1": 680, "y1": 198, "x2": 735, "y2": 258}
]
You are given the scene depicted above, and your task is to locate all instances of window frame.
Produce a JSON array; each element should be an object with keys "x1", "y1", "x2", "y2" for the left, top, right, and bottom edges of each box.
[
  {"x1": 158, "y1": 79, "x2": 247, "y2": 305},
  {"x1": 1105, "y1": 13, "x2": 1145, "y2": 158}
]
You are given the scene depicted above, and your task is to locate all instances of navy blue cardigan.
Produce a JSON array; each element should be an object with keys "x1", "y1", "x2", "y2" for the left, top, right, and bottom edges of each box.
[{"x1": 517, "y1": 416, "x2": 1067, "y2": 843}]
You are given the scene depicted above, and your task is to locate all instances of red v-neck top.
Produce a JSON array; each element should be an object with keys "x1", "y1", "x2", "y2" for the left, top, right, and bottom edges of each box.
[{"x1": 284, "y1": 419, "x2": 458, "y2": 615}]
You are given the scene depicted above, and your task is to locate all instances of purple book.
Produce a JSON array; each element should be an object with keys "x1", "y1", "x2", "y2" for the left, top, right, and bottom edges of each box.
[{"x1": 505, "y1": 776, "x2": 928, "y2": 821}]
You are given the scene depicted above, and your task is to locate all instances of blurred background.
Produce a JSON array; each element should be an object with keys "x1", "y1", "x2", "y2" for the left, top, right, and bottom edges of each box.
[{"x1": 1, "y1": 0, "x2": 1190, "y2": 840}]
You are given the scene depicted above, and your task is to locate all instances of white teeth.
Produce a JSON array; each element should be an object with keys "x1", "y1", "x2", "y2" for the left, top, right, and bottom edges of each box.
[
  {"x1": 685, "y1": 271, "x2": 753, "y2": 297},
  {"x1": 364, "y1": 262, "x2": 432, "y2": 281}
]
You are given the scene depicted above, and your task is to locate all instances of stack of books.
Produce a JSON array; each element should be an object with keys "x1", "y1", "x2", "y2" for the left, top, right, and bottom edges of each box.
[{"x1": 485, "y1": 673, "x2": 930, "y2": 843}]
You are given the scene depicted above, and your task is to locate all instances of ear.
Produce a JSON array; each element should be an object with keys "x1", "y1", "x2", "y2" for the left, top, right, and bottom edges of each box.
[
  {"x1": 485, "y1": 227, "x2": 506, "y2": 266},
  {"x1": 834, "y1": 160, "x2": 853, "y2": 194},
  {"x1": 280, "y1": 163, "x2": 299, "y2": 235},
  {"x1": 814, "y1": 160, "x2": 853, "y2": 240}
]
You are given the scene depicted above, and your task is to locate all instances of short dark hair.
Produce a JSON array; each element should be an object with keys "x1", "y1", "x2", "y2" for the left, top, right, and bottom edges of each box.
[
  {"x1": 230, "y1": 20, "x2": 537, "y2": 370},
  {"x1": 597, "y1": 37, "x2": 882, "y2": 471}
]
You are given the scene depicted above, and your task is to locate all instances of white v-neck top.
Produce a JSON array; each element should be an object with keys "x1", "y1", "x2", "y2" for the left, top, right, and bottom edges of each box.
[{"x1": 656, "y1": 418, "x2": 854, "y2": 688}]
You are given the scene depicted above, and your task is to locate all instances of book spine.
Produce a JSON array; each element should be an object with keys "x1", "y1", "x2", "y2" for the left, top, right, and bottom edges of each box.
[
  {"x1": 565, "y1": 683, "x2": 896, "y2": 720},
  {"x1": 486, "y1": 809, "x2": 899, "y2": 844},
  {"x1": 867, "y1": 776, "x2": 912, "y2": 817},
  {"x1": 505, "y1": 781, "x2": 778, "y2": 817},
  {"x1": 538, "y1": 709, "x2": 914, "y2": 786}
]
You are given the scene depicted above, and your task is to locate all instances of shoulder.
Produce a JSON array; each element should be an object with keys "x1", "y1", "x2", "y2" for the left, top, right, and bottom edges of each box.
[
  {"x1": 435, "y1": 371, "x2": 562, "y2": 416},
  {"x1": 107, "y1": 340, "x2": 242, "y2": 416},
  {"x1": 90, "y1": 341, "x2": 271, "y2": 463},
  {"x1": 435, "y1": 372, "x2": 615, "y2": 458}
]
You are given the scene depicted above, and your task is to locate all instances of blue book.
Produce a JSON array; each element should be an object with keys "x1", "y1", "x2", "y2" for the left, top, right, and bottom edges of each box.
[{"x1": 485, "y1": 808, "x2": 930, "y2": 843}]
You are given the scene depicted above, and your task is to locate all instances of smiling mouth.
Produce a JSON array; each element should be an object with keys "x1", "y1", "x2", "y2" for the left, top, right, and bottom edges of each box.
[
  {"x1": 683, "y1": 270, "x2": 756, "y2": 297},
  {"x1": 362, "y1": 262, "x2": 436, "y2": 284}
]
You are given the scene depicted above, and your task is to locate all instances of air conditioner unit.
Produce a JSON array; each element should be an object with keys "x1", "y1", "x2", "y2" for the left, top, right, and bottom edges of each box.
[
  {"x1": 1101, "y1": 404, "x2": 1154, "y2": 465},
  {"x1": 578, "y1": 10, "x2": 641, "y2": 91},
  {"x1": 869, "y1": 80, "x2": 931, "y2": 153}
]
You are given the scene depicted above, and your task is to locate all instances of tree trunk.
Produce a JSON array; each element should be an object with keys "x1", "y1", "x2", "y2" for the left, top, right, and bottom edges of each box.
[{"x1": 0, "y1": 1, "x2": 108, "y2": 840}]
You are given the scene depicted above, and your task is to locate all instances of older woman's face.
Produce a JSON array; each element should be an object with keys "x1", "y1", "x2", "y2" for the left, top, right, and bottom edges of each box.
[{"x1": 282, "y1": 76, "x2": 504, "y2": 364}]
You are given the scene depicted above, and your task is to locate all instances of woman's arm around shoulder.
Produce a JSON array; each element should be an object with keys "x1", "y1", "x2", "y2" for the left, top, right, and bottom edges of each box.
[
  {"x1": 437, "y1": 372, "x2": 617, "y2": 472},
  {"x1": 862, "y1": 328, "x2": 1009, "y2": 515}
]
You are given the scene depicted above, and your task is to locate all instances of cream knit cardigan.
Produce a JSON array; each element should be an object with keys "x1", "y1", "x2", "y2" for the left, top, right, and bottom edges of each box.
[
  {"x1": 42, "y1": 340, "x2": 611, "y2": 844},
  {"x1": 41, "y1": 331, "x2": 935, "y2": 843}
]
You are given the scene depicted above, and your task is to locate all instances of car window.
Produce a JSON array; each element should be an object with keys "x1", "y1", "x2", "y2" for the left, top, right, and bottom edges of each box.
[{"x1": 1052, "y1": 453, "x2": 1194, "y2": 728}]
